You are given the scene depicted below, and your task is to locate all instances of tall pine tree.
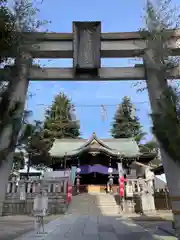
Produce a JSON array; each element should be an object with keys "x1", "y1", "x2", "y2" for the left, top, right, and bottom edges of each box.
[
  {"x1": 44, "y1": 92, "x2": 80, "y2": 139},
  {"x1": 26, "y1": 92, "x2": 81, "y2": 169},
  {"x1": 111, "y1": 96, "x2": 146, "y2": 143}
]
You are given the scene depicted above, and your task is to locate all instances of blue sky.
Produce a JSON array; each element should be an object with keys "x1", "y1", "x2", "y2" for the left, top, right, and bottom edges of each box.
[{"x1": 26, "y1": 0, "x2": 157, "y2": 140}]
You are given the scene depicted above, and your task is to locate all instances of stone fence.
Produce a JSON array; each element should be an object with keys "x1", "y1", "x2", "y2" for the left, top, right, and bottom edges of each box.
[
  {"x1": 154, "y1": 190, "x2": 171, "y2": 210},
  {"x1": 3, "y1": 178, "x2": 170, "y2": 215},
  {"x1": 3, "y1": 178, "x2": 68, "y2": 216},
  {"x1": 6, "y1": 179, "x2": 68, "y2": 195},
  {"x1": 114, "y1": 179, "x2": 171, "y2": 213}
]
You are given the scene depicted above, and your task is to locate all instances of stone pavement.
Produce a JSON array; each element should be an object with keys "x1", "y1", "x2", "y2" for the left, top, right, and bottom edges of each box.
[
  {"x1": 13, "y1": 193, "x2": 177, "y2": 240},
  {"x1": 14, "y1": 214, "x2": 178, "y2": 240},
  {"x1": 0, "y1": 215, "x2": 34, "y2": 240},
  {"x1": 0, "y1": 215, "x2": 62, "y2": 240}
]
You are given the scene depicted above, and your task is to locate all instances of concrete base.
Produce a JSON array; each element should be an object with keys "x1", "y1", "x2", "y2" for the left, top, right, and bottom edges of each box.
[{"x1": 140, "y1": 193, "x2": 156, "y2": 214}]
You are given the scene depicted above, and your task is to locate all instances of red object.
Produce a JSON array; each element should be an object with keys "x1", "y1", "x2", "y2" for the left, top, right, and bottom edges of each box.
[
  {"x1": 120, "y1": 188, "x2": 124, "y2": 196},
  {"x1": 66, "y1": 182, "x2": 72, "y2": 203},
  {"x1": 119, "y1": 176, "x2": 125, "y2": 197}
]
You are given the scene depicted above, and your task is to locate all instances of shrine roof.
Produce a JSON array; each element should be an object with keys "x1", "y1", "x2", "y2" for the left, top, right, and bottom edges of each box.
[
  {"x1": 138, "y1": 152, "x2": 157, "y2": 163},
  {"x1": 151, "y1": 165, "x2": 164, "y2": 175},
  {"x1": 49, "y1": 132, "x2": 140, "y2": 158}
]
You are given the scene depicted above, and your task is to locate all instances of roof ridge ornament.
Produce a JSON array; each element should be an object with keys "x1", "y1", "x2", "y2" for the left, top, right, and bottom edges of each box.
[{"x1": 92, "y1": 132, "x2": 96, "y2": 137}]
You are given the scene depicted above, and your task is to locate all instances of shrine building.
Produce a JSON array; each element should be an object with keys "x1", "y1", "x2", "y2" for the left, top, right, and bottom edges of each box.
[{"x1": 49, "y1": 132, "x2": 156, "y2": 192}]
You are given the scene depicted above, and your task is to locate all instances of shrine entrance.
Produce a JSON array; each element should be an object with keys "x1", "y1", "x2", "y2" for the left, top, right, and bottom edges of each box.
[
  {"x1": 76, "y1": 150, "x2": 119, "y2": 193},
  {"x1": 2, "y1": 20, "x2": 180, "y2": 216},
  {"x1": 49, "y1": 132, "x2": 140, "y2": 194}
]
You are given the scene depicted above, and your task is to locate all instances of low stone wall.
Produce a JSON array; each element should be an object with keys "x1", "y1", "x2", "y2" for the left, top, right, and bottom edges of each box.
[
  {"x1": 115, "y1": 192, "x2": 171, "y2": 214},
  {"x1": 3, "y1": 178, "x2": 69, "y2": 216},
  {"x1": 3, "y1": 194, "x2": 67, "y2": 216},
  {"x1": 154, "y1": 191, "x2": 171, "y2": 210}
]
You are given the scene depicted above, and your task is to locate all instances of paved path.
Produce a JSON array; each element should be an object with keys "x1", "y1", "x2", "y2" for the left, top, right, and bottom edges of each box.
[
  {"x1": 14, "y1": 214, "x2": 178, "y2": 240},
  {"x1": 0, "y1": 215, "x2": 62, "y2": 240},
  {"x1": 12, "y1": 194, "x2": 178, "y2": 240}
]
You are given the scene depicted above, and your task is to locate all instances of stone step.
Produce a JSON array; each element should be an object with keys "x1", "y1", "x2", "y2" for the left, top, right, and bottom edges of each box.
[
  {"x1": 99, "y1": 209, "x2": 120, "y2": 212},
  {"x1": 98, "y1": 205, "x2": 120, "y2": 209},
  {"x1": 97, "y1": 199, "x2": 117, "y2": 202},
  {"x1": 96, "y1": 204, "x2": 118, "y2": 207},
  {"x1": 95, "y1": 202, "x2": 117, "y2": 205},
  {"x1": 68, "y1": 193, "x2": 120, "y2": 215}
]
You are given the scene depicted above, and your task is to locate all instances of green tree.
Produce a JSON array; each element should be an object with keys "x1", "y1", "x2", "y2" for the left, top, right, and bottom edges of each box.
[
  {"x1": 0, "y1": 0, "x2": 16, "y2": 64},
  {"x1": 25, "y1": 92, "x2": 81, "y2": 169},
  {"x1": 111, "y1": 96, "x2": 146, "y2": 143},
  {"x1": 139, "y1": 140, "x2": 161, "y2": 166},
  {"x1": 25, "y1": 121, "x2": 51, "y2": 172},
  {"x1": 44, "y1": 92, "x2": 80, "y2": 140},
  {"x1": 139, "y1": 139, "x2": 158, "y2": 153},
  {"x1": 10, "y1": 120, "x2": 50, "y2": 177}
]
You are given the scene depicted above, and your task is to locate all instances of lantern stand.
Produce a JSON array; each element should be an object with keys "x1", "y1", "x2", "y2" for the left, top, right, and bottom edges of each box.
[
  {"x1": 108, "y1": 158, "x2": 113, "y2": 194},
  {"x1": 76, "y1": 166, "x2": 81, "y2": 194}
]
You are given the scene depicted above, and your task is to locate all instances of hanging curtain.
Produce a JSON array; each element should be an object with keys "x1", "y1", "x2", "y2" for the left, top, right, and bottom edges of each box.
[{"x1": 70, "y1": 166, "x2": 77, "y2": 185}]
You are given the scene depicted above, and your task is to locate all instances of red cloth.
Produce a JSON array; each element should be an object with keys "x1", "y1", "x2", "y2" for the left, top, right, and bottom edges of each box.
[
  {"x1": 66, "y1": 182, "x2": 72, "y2": 203},
  {"x1": 119, "y1": 177, "x2": 127, "y2": 197}
]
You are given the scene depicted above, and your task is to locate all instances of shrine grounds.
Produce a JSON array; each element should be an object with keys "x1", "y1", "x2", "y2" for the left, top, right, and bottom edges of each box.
[
  {"x1": 0, "y1": 211, "x2": 176, "y2": 240},
  {"x1": 0, "y1": 214, "x2": 62, "y2": 240}
]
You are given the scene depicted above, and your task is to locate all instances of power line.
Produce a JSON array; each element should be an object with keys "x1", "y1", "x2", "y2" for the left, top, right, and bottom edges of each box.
[{"x1": 35, "y1": 101, "x2": 150, "y2": 108}]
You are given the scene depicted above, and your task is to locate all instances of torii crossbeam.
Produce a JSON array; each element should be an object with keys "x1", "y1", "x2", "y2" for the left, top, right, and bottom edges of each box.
[{"x1": 1, "y1": 21, "x2": 180, "y2": 81}]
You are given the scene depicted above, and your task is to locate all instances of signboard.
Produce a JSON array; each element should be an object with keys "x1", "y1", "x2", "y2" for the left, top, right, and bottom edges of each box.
[
  {"x1": 73, "y1": 21, "x2": 101, "y2": 75},
  {"x1": 33, "y1": 193, "x2": 48, "y2": 217}
]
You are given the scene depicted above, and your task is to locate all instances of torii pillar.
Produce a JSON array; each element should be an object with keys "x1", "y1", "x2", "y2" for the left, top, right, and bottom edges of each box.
[
  {"x1": 0, "y1": 52, "x2": 32, "y2": 216},
  {"x1": 144, "y1": 49, "x2": 180, "y2": 235}
]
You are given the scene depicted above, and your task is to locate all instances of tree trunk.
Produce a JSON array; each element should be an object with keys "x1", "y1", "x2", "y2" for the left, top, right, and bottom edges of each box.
[
  {"x1": 144, "y1": 49, "x2": 180, "y2": 236},
  {"x1": 0, "y1": 52, "x2": 31, "y2": 216}
]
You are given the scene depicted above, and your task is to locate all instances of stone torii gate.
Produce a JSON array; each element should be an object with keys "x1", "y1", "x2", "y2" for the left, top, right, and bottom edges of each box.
[
  {"x1": 2, "y1": 21, "x2": 180, "y2": 81},
  {"x1": 1, "y1": 21, "x2": 180, "y2": 220}
]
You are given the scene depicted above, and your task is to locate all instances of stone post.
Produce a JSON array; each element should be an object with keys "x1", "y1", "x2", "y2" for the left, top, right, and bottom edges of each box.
[
  {"x1": 0, "y1": 52, "x2": 32, "y2": 215},
  {"x1": 144, "y1": 48, "x2": 180, "y2": 234},
  {"x1": 136, "y1": 164, "x2": 156, "y2": 214},
  {"x1": 145, "y1": 167, "x2": 156, "y2": 212}
]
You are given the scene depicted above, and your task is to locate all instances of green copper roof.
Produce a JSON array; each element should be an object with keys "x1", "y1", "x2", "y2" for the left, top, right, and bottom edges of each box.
[{"x1": 49, "y1": 133, "x2": 140, "y2": 158}]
